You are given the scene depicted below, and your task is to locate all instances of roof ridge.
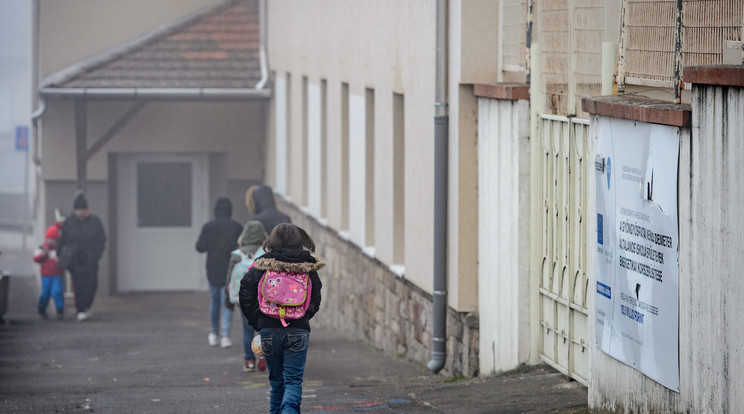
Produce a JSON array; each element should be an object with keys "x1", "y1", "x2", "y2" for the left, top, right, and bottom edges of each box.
[{"x1": 40, "y1": 0, "x2": 236, "y2": 88}]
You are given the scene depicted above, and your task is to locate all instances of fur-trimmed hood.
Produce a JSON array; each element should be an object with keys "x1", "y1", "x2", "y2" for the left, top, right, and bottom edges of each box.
[{"x1": 252, "y1": 248, "x2": 325, "y2": 273}]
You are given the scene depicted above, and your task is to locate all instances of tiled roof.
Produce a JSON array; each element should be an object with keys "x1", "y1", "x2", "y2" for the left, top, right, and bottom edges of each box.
[{"x1": 55, "y1": 0, "x2": 262, "y2": 89}]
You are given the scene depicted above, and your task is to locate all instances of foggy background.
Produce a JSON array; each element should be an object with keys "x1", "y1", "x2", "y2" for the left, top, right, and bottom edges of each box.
[{"x1": 0, "y1": 0, "x2": 34, "y2": 275}]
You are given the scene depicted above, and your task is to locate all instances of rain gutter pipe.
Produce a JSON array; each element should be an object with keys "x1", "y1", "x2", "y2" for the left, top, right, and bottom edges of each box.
[
  {"x1": 31, "y1": 0, "x2": 44, "y2": 168},
  {"x1": 428, "y1": 0, "x2": 449, "y2": 375},
  {"x1": 38, "y1": 88, "x2": 271, "y2": 101},
  {"x1": 255, "y1": 0, "x2": 269, "y2": 90}
]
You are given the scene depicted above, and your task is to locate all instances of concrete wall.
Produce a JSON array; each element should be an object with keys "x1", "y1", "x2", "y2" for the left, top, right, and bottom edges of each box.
[
  {"x1": 588, "y1": 84, "x2": 744, "y2": 413},
  {"x1": 476, "y1": 97, "x2": 531, "y2": 375},
  {"x1": 266, "y1": 0, "x2": 490, "y2": 313},
  {"x1": 39, "y1": 0, "x2": 222, "y2": 79},
  {"x1": 277, "y1": 196, "x2": 479, "y2": 377}
]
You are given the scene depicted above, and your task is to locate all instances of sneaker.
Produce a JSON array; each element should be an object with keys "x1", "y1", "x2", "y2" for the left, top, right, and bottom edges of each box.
[
  {"x1": 76, "y1": 312, "x2": 89, "y2": 322},
  {"x1": 257, "y1": 358, "x2": 266, "y2": 372},
  {"x1": 220, "y1": 336, "x2": 232, "y2": 348},
  {"x1": 208, "y1": 333, "x2": 219, "y2": 347},
  {"x1": 39, "y1": 311, "x2": 49, "y2": 320},
  {"x1": 243, "y1": 359, "x2": 256, "y2": 372}
]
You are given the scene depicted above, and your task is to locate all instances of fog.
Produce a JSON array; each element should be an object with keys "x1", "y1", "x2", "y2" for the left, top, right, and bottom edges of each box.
[{"x1": 0, "y1": 0, "x2": 33, "y2": 274}]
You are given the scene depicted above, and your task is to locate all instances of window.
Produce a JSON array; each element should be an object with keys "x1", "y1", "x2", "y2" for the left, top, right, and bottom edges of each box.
[
  {"x1": 341, "y1": 82, "x2": 350, "y2": 230},
  {"x1": 365, "y1": 88, "x2": 375, "y2": 246},
  {"x1": 393, "y1": 93, "x2": 405, "y2": 264},
  {"x1": 137, "y1": 162, "x2": 191, "y2": 227}
]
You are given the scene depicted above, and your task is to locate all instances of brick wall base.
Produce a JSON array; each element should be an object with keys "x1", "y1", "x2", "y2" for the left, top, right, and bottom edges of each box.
[{"x1": 276, "y1": 197, "x2": 480, "y2": 377}]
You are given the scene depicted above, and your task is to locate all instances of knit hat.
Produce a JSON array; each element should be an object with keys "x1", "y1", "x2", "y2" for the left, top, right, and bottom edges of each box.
[
  {"x1": 73, "y1": 192, "x2": 88, "y2": 209},
  {"x1": 45, "y1": 223, "x2": 60, "y2": 240}
]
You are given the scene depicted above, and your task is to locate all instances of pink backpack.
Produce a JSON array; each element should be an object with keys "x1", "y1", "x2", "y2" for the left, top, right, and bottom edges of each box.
[{"x1": 258, "y1": 270, "x2": 312, "y2": 327}]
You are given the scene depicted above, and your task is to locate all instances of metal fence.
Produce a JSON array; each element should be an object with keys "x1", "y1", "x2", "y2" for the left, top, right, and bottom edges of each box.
[{"x1": 536, "y1": 114, "x2": 590, "y2": 386}]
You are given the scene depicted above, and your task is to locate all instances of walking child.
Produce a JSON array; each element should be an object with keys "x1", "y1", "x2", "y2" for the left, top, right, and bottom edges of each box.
[
  {"x1": 226, "y1": 219, "x2": 267, "y2": 371},
  {"x1": 239, "y1": 223, "x2": 323, "y2": 414},
  {"x1": 33, "y1": 223, "x2": 65, "y2": 319}
]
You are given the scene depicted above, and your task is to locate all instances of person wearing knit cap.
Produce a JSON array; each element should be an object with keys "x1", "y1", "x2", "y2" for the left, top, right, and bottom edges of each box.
[
  {"x1": 33, "y1": 222, "x2": 65, "y2": 319},
  {"x1": 58, "y1": 191, "x2": 106, "y2": 322},
  {"x1": 73, "y1": 192, "x2": 88, "y2": 210}
]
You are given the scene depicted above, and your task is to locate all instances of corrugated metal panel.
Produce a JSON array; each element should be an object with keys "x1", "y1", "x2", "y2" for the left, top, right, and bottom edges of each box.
[
  {"x1": 477, "y1": 97, "x2": 530, "y2": 375},
  {"x1": 537, "y1": 114, "x2": 590, "y2": 385}
]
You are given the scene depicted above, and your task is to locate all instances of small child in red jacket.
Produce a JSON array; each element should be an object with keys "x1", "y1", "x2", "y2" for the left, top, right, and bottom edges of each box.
[{"x1": 33, "y1": 223, "x2": 65, "y2": 319}]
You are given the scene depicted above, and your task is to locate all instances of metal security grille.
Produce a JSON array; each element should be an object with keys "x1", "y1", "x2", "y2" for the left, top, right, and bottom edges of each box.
[
  {"x1": 573, "y1": 0, "x2": 604, "y2": 112},
  {"x1": 541, "y1": 2, "x2": 570, "y2": 114},
  {"x1": 537, "y1": 114, "x2": 590, "y2": 385},
  {"x1": 623, "y1": 0, "x2": 678, "y2": 85},
  {"x1": 684, "y1": 0, "x2": 744, "y2": 65},
  {"x1": 539, "y1": 0, "x2": 604, "y2": 116},
  {"x1": 623, "y1": 0, "x2": 744, "y2": 87}
]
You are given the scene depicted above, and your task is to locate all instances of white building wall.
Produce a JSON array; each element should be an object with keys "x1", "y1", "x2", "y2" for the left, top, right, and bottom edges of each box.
[
  {"x1": 39, "y1": 0, "x2": 220, "y2": 79},
  {"x1": 477, "y1": 97, "x2": 531, "y2": 375},
  {"x1": 266, "y1": 0, "x2": 441, "y2": 298}
]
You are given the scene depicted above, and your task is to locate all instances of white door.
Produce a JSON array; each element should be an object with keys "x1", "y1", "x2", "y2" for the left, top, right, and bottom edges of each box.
[{"x1": 117, "y1": 153, "x2": 209, "y2": 291}]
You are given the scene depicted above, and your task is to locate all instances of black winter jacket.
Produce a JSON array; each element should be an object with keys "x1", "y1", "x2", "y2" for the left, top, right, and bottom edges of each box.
[
  {"x1": 249, "y1": 185, "x2": 291, "y2": 234},
  {"x1": 239, "y1": 248, "x2": 323, "y2": 332},
  {"x1": 59, "y1": 214, "x2": 106, "y2": 272},
  {"x1": 196, "y1": 198, "x2": 244, "y2": 286}
]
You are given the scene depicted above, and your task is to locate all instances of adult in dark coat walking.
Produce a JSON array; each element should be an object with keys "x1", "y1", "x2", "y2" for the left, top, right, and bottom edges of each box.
[
  {"x1": 196, "y1": 197, "x2": 243, "y2": 348},
  {"x1": 245, "y1": 185, "x2": 291, "y2": 234},
  {"x1": 58, "y1": 192, "x2": 106, "y2": 322}
]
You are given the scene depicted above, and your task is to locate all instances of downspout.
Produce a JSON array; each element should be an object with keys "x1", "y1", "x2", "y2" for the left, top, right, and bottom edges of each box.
[
  {"x1": 31, "y1": 0, "x2": 45, "y2": 219},
  {"x1": 255, "y1": 0, "x2": 269, "y2": 90},
  {"x1": 428, "y1": 0, "x2": 448, "y2": 375}
]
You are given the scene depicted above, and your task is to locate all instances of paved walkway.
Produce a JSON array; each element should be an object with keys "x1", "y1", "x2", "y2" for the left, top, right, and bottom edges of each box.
[{"x1": 0, "y1": 274, "x2": 588, "y2": 413}]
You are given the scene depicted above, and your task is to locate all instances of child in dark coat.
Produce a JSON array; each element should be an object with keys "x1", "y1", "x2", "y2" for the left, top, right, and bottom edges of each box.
[
  {"x1": 196, "y1": 197, "x2": 243, "y2": 348},
  {"x1": 240, "y1": 224, "x2": 323, "y2": 414}
]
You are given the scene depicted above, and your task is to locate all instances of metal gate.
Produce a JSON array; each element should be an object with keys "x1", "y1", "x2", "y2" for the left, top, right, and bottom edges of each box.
[{"x1": 536, "y1": 114, "x2": 590, "y2": 385}]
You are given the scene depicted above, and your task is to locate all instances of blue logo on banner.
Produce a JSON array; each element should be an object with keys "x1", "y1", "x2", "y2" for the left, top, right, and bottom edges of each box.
[
  {"x1": 597, "y1": 214, "x2": 603, "y2": 245},
  {"x1": 606, "y1": 157, "x2": 612, "y2": 190},
  {"x1": 597, "y1": 282, "x2": 612, "y2": 299}
]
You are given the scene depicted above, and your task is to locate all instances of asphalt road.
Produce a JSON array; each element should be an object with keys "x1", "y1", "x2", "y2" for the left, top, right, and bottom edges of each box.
[{"x1": 0, "y1": 275, "x2": 588, "y2": 413}]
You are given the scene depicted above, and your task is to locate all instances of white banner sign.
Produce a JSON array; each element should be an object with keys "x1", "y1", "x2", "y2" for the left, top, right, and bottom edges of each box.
[{"x1": 595, "y1": 117, "x2": 680, "y2": 392}]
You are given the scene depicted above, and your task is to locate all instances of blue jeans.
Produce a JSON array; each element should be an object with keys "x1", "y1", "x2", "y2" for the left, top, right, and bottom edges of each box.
[
  {"x1": 39, "y1": 275, "x2": 64, "y2": 313},
  {"x1": 209, "y1": 284, "x2": 232, "y2": 337},
  {"x1": 261, "y1": 328, "x2": 310, "y2": 414},
  {"x1": 242, "y1": 313, "x2": 255, "y2": 361}
]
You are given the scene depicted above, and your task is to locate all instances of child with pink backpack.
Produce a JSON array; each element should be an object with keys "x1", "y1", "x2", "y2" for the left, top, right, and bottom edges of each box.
[{"x1": 239, "y1": 223, "x2": 323, "y2": 414}]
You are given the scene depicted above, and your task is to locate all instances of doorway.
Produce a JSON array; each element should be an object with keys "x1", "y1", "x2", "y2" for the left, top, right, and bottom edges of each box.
[{"x1": 117, "y1": 153, "x2": 208, "y2": 291}]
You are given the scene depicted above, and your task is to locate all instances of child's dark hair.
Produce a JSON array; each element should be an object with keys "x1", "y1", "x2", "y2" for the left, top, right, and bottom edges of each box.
[{"x1": 263, "y1": 223, "x2": 315, "y2": 252}]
